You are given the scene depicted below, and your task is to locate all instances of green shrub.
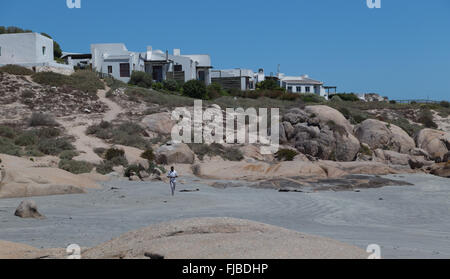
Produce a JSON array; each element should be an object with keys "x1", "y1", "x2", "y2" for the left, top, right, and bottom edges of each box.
[
  {"x1": 36, "y1": 127, "x2": 61, "y2": 138},
  {"x1": 38, "y1": 138, "x2": 75, "y2": 155},
  {"x1": 58, "y1": 159, "x2": 94, "y2": 174},
  {"x1": 59, "y1": 150, "x2": 79, "y2": 160},
  {"x1": 299, "y1": 94, "x2": 325, "y2": 103},
  {"x1": 96, "y1": 160, "x2": 114, "y2": 175},
  {"x1": 141, "y1": 149, "x2": 155, "y2": 162},
  {"x1": 359, "y1": 144, "x2": 373, "y2": 156},
  {"x1": 0, "y1": 65, "x2": 34, "y2": 75},
  {"x1": 32, "y1": 71, "x2": 104, "y2": 94},
  {"x1": 129, "y1": 71, "x2": 153, "y2": 88},
  {"x1": 105, "y1": 148, "x2": 125, "y2": 161},
  {"x1": 275, "y1": 149, "x2": 298, "y2": 161},
  {"x1": 152, "y1": 82, "x2": 163, "y2": 90},
  {"x1": 29, "y1": 112, "x2": 59, "y2": 127},
  {"x1": 183, "y1": 80, "x2": 208, "y2": 99},
  {"x1": 330, "y1": 95, "x2": 343, "y2": 102},
  {"x1": 124, "y1": 164, "x2": 146, "y2": 178},
  {"x1": 418, "y1": 109, "x2": 438, "y2": 129},
  {"x1": 257, "y1": 79, "x2": 279, "y2": 90},
  {"x1": 93, "y1": 147, "x2": 107, "y2": 157},
  {"x1": 329, "y1": 93, "x2": 360, "y2": 102},
  {"x1": 0, "y1": 137, "x2": 22, "y2": 156},
  {"x1": 0, "y1": 125, "x2": 15, "y2": 139},
  {"x1": 188, "y1": 143, "x2": 243, "y2": 161},
  {"x1": 163, "y1": 79, "x2": 178, "y2": 91},
  {"x1": 14, "y1": 131, "x2": 38, "y2": 146}
]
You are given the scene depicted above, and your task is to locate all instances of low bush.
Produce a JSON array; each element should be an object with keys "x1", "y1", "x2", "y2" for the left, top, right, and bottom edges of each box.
[
  {"x1": 58, "y1": 159, "x2": 94, "y2": 174},
  {"x1": 0, "y1": 125, "x2": 16, "y2": 139},
  {"x1": 0, "y1": 65, "x2": 34, "y2": 75},
  {"x1": 14, "y1": 131, "x2": 38, "y2": 146},
  {"x1": 0, "y1": 137, "x2": 22, "y2": 156},
  {"x1": 359, "y1": 144, "x2": 373, "y2": 156},
  {"x1": 275, "y1": 149, "x2": 298, "y2": 161},
  {"x1": 129, "y1": 71, "x2": 152, "y2": 88},
  {"x1": 183, "y1": 80, "x2": 208, "y2": 99},
  {"x1": 59, "y1": 150, "x2": 79, "y2": 160},
  {"x1": 141, "y1": 149, "x2": 155, "y2": 162},
  {"x1": 105, "y1": 148, "x2": 125, "y2": 161},
  {"x1": 152, "y1": 82, "x2": 163, "y2": 90},
  {"x1": 37, "y1": 137, "x2": 75, "y2": 155},
  {"x1": 418, "y1": 109, "x2": 438, "y2": 129},
  {"x1": 329, "y1": 93, "x2": 360, "y2": 102},
  {"x1": 29, "y1": 112, "x2": 59, "y2": 127},
  {"x1": 124, "y1": 164, "x2": 146, "y2": 178},
  {"x1": 163, "y1": 79, "x2": 178, "y2": 91},
  {"x1": 32, "y1": 71, "x2": 104, "y2": 94},
  {"x1": 188, "y1": 143, "x2": 243, "y2": 161}
]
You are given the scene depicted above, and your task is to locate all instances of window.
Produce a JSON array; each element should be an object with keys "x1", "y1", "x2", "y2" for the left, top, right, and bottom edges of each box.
[
  {"x1": 108, "y1": 66, "x2": 113, "y2": 74},
  {"x1": 198, "y1": 70, "x2": 205, "y2": 81},
  {"x1": 305, "y1": 86, "x2": 310, "y2": 93},
  {"x1": 42, "y1": 46, "x2": 46, "y2": 56},
  {"x1": 0, "y1": 46, "x2": 2, "y2": 56},
  {"x1": 287, "y1": 86, "x2": 293, "y2": 92},
  {"x1": 174, "y1": 64, "x2": 182, "y2": 72},
  {"x1": 120, "y1": 63, "x2": 130, "y2": 77},
  {"x1": 296, "y1": 86, "x2": 302, "y2": 93}
]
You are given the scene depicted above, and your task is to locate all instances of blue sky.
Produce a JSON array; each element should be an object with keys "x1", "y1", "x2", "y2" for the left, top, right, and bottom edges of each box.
[{"x1": 1, "y1": 0, "x2": 449, "y2": 100}]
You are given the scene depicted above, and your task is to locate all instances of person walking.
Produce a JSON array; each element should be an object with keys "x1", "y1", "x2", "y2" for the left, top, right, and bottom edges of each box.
[{"x1": 167, "y1": 166, "x2": 178, "y2": 196}]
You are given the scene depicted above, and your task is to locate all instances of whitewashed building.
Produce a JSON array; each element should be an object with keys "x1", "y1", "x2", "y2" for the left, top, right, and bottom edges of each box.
[
  {"x1": 0, "y1": 32, "x2": 73, "y2": 74},
  {"x1": 278, "y1": 74, "x2": 328, "y2": 99},
  {"x1": 91, "y1": 43, "x2": 143, "y2": 82},
  {"x1": 91, "y1": 43, "x2": 212, "y2": 85},
  {"x1": 211, "y1": 68, "x2": 256, "y2": 91}
]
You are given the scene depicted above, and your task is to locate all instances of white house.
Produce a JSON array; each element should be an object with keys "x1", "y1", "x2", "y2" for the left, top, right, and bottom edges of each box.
[
  {"x1": 278, "y1": 74, "x2": 328, "y2": 99},
  {"x1": 91, "y1": 43, "x2": 143, "y2": 82},
  {"x1": 0, "y1": 32, "x2": 73, "y2": 74},
  {"x1": 211, "y1": 68, "x2": 257, "y2": 91},
  {"x1": 91, "y1": 43, "x2": 212, "y2": 85}
]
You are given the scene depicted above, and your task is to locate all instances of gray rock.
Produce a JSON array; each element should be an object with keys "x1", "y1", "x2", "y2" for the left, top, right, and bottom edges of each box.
[{"x1": 14, "y1": 200, "x2": 45, "y2": 219}]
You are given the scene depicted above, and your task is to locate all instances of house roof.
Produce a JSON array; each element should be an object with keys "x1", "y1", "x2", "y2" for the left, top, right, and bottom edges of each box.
[{"x1": 281, "y1": 76, "x2": 323, "y2": 85}]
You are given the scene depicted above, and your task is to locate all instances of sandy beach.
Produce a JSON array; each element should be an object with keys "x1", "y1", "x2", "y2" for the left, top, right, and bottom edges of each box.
[{"x1": 0, "y1": 173, "x2": 449, "y2": 259}]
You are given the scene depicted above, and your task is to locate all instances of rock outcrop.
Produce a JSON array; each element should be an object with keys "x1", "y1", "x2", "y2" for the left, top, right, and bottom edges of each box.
[
  {"x1": 81, "y1": 218, "x2": 368, "y2": 259},
  {"x1": 354, "y1": 119, "x2": 416, "y2": 154},
  {"x1": 155, "y1": 142, "x2": 195, "y2": 165},
  {"x1": 0, "y1": 154, "x2": 99, "y2": 199},
  {"x1": 14, "y1": 200, "x2": 45, "y2": 219},
  {"x1": 141, "y1": 112, "x2": 175, "y2": 135},
  {"x1": 415, "y1": 129, "x2": 450, "y2": 161},
  {"x1": 281, "y1": 106, "x2": 360, "y2": 161}
]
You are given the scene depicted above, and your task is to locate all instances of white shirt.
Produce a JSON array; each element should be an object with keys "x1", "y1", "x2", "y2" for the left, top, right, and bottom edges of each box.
[{"x1": 168, "y1": 170, "x2": 178, "y2": 182}]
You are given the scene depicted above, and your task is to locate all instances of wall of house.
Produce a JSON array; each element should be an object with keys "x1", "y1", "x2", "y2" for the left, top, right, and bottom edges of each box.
[
  {"x1": 0, "y1": 33, "x2": 53, "y2": 65},
  {"x1": 102, "y1": 58, "x2": 132, "y2": 82}
]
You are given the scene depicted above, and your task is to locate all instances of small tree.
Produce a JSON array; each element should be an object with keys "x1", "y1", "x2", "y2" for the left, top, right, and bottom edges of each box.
[{"x1": 183, "y1": 80, "x2": 208, "y2": 99}]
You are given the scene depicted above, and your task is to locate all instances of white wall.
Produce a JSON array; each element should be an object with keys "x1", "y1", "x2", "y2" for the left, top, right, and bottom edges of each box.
[{"x1": 0, "y1": 33, "x2": 53, "y2": 65}]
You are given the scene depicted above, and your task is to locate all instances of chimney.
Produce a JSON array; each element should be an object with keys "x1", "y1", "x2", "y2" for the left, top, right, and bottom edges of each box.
[
  {"x1": 146, "y1": 46, "x2": 152, "y2": 60},
  {"x1": 173, "y1": 48, "x2": 181, "y2": 56}
]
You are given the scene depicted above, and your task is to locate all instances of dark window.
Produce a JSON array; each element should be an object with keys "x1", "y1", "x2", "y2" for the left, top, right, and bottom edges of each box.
[
  {"x1": 120, "y1": 63, "x2": 130, "y2": 77},
  {"x1": 0, "y1": 46, "x2": 2, "y2": 56},
  {"x1": 296, "y1": 86, "x2": 302, "y2": 92},
  {"x1": 42, "y1": 46, "x2": 46, "y2": 56},
  {"x1": 287, "y1": 86, "x2": 293, "y2": 92},
  {"x1": 108, "y1": 66, "x2": 113, "y2": 74},
  {"x1": 305, "y1": 86, "x2": 310, "y2": 93},
  {"x1": 174, "y1": 64, "x2": 182, "y2": 72},
  {"x1": 198, "y1": 70, "x2": 205, "y2": 82}
]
